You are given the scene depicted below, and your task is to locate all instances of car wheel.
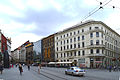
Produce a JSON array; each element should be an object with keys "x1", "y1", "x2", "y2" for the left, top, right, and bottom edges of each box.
[
  {"x1": 65, "y1": 71, "x2": 67, "y2": 75},
  {"x1": 72, "y1": 72, "x2": 74, "y2": 76},
  {"x1": 81, "y1": 74, "x2": 84, "y2": 77}
]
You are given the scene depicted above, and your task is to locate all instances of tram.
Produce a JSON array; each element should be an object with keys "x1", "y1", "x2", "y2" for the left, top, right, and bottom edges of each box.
[{"x1": 48, "y1": 62, "x2": 73, "y2": 67}]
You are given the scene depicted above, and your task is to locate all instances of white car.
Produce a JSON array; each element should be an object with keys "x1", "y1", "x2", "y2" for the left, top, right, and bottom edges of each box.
[{"x1": 65, "y1": 67, "x2": 85, "y2": 76}]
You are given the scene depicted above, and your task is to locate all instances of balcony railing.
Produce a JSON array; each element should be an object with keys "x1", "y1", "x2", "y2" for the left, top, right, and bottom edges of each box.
[
  {"x1": 86, "y1": 53, "x2": 105, "y2": 57},
  {"x1": 87, "y1": 44, "x2": 105, "y2": 48}
]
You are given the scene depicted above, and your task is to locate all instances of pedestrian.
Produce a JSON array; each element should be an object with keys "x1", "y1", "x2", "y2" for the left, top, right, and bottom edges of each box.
[
  {"x1": 12, "y1": 64, "x2": 13, "y2": 68},
  {"x1": 16, "y1": 64, "x2": 17, "y2": 67},
  {"x1": 109, "y1": 65, "x2": 112, "y2": 72},
  {"x1": 38, "y1": 64, "x2": 41, "y2": 74},
  {"x1": 28, "y1": 64, "x2": 30, "y2": 70},
  {"x1": 19, "y1": 64, "x2": 23, "y2": 75},
  {"x1": 0, "y1": 63, "x2": 3, "y2": 74}
]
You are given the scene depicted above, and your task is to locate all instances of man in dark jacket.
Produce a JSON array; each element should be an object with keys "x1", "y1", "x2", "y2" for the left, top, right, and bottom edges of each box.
[{"x1": 0, "y1": 63, "x2": 3, "y2": 74}]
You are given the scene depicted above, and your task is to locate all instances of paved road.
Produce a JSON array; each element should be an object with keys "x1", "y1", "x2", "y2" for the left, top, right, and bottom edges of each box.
[{"x1": 0, "y1": 66, "x2": 119, "y2": 80}]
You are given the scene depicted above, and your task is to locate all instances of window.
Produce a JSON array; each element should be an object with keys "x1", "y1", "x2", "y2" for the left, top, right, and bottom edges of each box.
[
  {"x1": 82, "y1": 42, "x2": 84, "y2": 47},
  {"x1": 57, "y1": 37, "x2": 58, "y2": 40},
  {"x1": 64, "y1": 35, "x2": 65, "y2": 37},
  {"x1": 101, "y1": 40, "x2": 103, "y2": 44},
  {"x1": 82, "y1": 29, "x2": 84, "y2": 32},
  {"x1": 67, "y1": 34, "x2": 68, "y2": 37},
  {"x1": 102, "y1": 49, "x2": 104, "y2": 54},
  {"x1": 64, "y1": 40, "x2": 65, "y2": 44},
  {"x1": 67, "y1": 39, "x2": 69, "y2": 43},
  {"x1": 74, "y1": 32, "x2": 76, "y2": 35},
  {"x1": 70, "y1": 38, "x2": 72, "y2": 43},
  {"x1": 89, "y1": 27, "x2": 91, "y2": 30},
  {"x1": 64, "y1": 46, "x2": 65, "y2": 50},
  {"x1": 82, "y1": 35, "x2": 84, "y2": 40},
  {"x1": 61, "y1": 41, "x2": 62, "y2": 45},
  {"x1": 74, "y1": 44, "x2": 76, "y2": 48},
  {"x1": 78, "y1": 36, "x2": 80, "y2": 41},
  {"x1": 61, "y1": 35, "x2": 62, "y2": 38},
  {"x1": 57, "y1": 47, "x2": 58, "y2": 51},
  {"x1": 96, "y1": 40, "x2": 99, "y2": 45},
  {"x1": 57, "y1": 54, "x2": 58, "y2": 58},
  {"x1": 57, "y1": 42, "x2": 58, "y2": 46},
  {"x1": 74, "y1": 37, "x2": 76, "y2": 42},
  {"x1": 67, "y1": 45, "x2": 69, "y2": 49},
  {"x1": 70, "y1": 32, "x2": 72, "y2": 36},
  {"x1": 78, "y1": 43, "x2": 80, "y2": 48},
  {"x1": 71, "y1": 52, "x2": 72, "y2": 56},
  {"x1": 70, "y1": 45, "x2": 72, "y2": 49},
  {"x1": 64, "y1": 53, "x2": 65, "y2": 57},
  {"x1": 78, "y1": 51, "x2": 80, "y2": 56},
  {"x1": 90, "y1": 49, "x2": 93, "y2": 54},
  {"x1": 67, "y1": 52, "x2": 69, "y2": 57},
  {"x1": 61, "y1": 47, "x2": 62, "y2": 51},
  {"x1": 96, "y1": 49, "x2": 99, "y2": 53},
  {"x1": 78, "y1": 30, "x2": 80, "y2": 34},
  {"x1": 74, "y1": 51, "x2": 76, "y2": 56},
  {"x1": 82, "y1": 50, "x2": 85, "y2": 56},
  {"x1": 96, "y1": 32, "x2": 99, "y2": 37},
  {"x1": 95, "y1": 27, "x2": 99, "y2": 29},
  {"x1": 90, "y1": 40, "x2": 93, "y2": 45},
  {"x1": 101, "y1": 33, "x2": 103, "y2": 38},
  {"x1": 90, "y1": 33, "x2": 93, "y2": 38},
  {"x1": 61, "y1": 53, "x2": 62, "y2": 58}
]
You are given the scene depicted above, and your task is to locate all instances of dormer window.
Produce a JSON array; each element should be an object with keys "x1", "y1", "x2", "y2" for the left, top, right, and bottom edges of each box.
[{"x1": 95, "y1": 27, "x2": 99, "y2": 29}]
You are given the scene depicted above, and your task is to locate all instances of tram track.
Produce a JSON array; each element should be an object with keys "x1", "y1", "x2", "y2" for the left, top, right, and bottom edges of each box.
[{"x1": 31, "y1": 68, "x2": 68, "y2": 80}]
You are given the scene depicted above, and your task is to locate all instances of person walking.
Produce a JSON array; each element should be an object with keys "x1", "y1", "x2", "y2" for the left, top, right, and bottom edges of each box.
[
  {"x1": 19, "y1": 64, "x2": 23, "y2": 75},
  {"x1": 28, "y1": 64, "x2": 30, "y2": 71},
  {"x1": 0, "y1": 63, "x2": 3, "y2": 74},
  {"x1": 38, "y1": 64, "x2": 41, "y2": 74},
  {"x1": 109, "y1": 65, "x2": 112, "y2": 72}
]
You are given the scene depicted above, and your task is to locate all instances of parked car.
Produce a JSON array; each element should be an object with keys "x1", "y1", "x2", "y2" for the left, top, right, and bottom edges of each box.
[
  {"x1": 65, "y1": 67, "x2": 85, "y2": 76},
  {"x1": 32, "y1": 63, "x2": 39, "y2": 66}
]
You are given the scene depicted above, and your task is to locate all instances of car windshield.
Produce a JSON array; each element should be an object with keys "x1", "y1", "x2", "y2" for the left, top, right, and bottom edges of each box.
[{"x1": 74, "y1": 67, "x2": 81, "y2": 70}]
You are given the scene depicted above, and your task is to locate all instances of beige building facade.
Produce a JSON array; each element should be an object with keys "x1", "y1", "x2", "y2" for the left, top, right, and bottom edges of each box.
[{"x1": 55, "y1": 20, "x2": 120, "y2": 68}]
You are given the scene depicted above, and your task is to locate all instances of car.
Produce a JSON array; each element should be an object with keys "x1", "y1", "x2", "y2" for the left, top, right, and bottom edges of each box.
[
  {"x1": 65, "y1": 67, "x2": 85, "y2": 76},
  {"x1": 32, "y1": 63, "x2": 39, "y2": 66}
]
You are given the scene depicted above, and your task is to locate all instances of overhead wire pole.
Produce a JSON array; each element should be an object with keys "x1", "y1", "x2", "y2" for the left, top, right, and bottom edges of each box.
[{"x1": 81, "y1": 0, "x2": 112, "y2": 23}]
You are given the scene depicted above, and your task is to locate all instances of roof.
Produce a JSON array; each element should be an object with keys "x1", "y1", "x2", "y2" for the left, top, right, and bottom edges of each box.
[{"x1": 55, "y1": 20, "x2": 120, "y2": 37}]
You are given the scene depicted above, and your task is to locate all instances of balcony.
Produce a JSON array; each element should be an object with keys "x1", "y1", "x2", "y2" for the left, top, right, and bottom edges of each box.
[
  {"x1": 89, "y1": 28, "x2": 104, "y2": 33},
  {"x1": 87, "y1": 44, "x2": 105, "y2": 48},
  {"x1": 86, "y1": 53, "x2": 105, "y2": 58}
]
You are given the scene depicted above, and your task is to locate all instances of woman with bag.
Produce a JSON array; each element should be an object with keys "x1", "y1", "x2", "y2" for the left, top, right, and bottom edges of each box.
[{"x1": 19, "y1": 64, "x2": 23, "y2": 75}]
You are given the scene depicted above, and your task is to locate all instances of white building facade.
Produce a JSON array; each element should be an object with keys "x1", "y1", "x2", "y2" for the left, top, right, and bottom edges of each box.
[
  {"x1": 19, "y1": 45, "x2": 26, "y2": 64},
  {"x1": 55, "y1": 20, "x2": 120, "y2": 68}
]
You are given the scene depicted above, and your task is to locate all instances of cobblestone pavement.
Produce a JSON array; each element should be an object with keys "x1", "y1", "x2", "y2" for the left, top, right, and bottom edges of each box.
[{"x1": 0, "y1": 66, "x2": 119, "y2": 80}]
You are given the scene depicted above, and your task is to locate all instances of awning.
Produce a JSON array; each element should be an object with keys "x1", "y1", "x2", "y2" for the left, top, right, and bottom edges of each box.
[
  {"x1": 48, "y1": 62, "x2": 72, "y2": 64},
  {"x1": 95, "y1": 61, "x2": 102, "y2": 63}
]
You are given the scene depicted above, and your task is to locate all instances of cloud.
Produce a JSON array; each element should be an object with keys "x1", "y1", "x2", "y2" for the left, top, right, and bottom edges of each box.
[
  {"x1": 0, "y1": 0, "x2": 120, "y2": 50},
  {"x1": 11, "y1": 33, "x2": 42, "y2": 50}
]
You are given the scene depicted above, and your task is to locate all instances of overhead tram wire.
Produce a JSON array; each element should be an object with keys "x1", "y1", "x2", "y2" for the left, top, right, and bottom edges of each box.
[{"x1": 81, "y1": 0, "x2": 112, "y2": 23}]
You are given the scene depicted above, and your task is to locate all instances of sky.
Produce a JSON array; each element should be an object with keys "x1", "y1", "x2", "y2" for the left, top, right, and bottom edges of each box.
[{"x1": 0, "y1": 0, "x2": 120, "y2": 50}]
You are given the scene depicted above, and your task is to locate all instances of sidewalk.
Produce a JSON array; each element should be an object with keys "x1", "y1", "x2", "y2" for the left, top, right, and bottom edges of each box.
[{"x1": 0, "y1": 66, "x2": 46, "y2": 80}]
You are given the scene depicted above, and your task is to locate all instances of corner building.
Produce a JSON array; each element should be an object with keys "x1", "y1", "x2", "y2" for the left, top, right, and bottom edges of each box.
[{"x1": 55, "y1": 20, "x2": 120, "y2": 68}]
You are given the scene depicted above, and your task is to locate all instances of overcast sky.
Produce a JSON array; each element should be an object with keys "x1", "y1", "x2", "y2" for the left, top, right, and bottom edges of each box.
[{"x1": 0, "y1": 0, "x2": 120, "y2": 50}]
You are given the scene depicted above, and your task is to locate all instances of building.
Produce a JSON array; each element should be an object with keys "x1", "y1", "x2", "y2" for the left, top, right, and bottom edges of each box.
[
  {"x1": 19, "y1": 41, "x2": 30, "y2": 64},
  {"x1": 33, "y1": 40, "x2": 41, "y2": 63},
  {"x1": 55, "y1": 20, "x2": 120, "y2": 68},
  {"x1": 26, "y1": 42, "x2": 34, "y2": 64},
  {"x1": 7, "y1": 38, "x2": 11, "y2": 62},
  {"x1": 42, "y1": 34, "x2": 55, "y2": 63}
]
